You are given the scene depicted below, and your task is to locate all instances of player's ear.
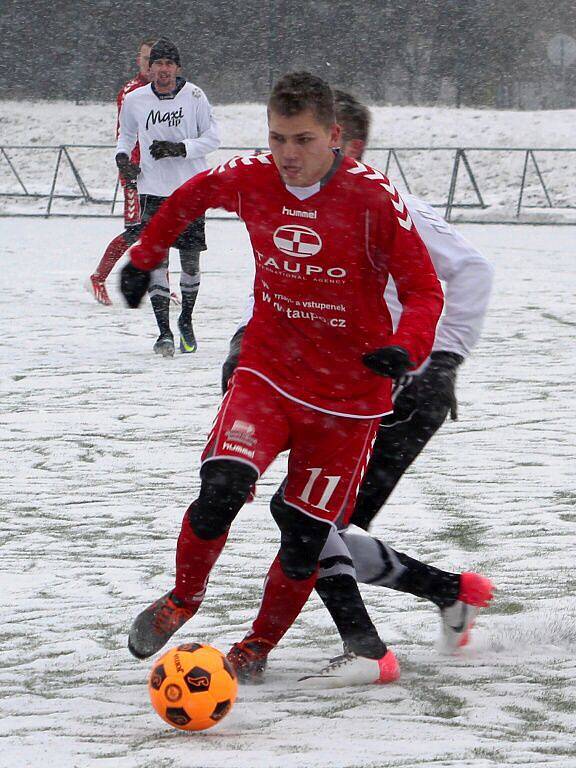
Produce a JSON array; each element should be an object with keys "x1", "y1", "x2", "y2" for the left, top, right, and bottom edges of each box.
[
  {"x1": 330, "y1": 122, "x2": 342, "y2": 147},
  {"x1": 346, "y1": 139, "x2": 366, "y2": 161}
]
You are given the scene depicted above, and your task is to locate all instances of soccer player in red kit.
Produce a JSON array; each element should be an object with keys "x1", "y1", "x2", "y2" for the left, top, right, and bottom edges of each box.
[
  {"x1": 87, "y1": 38, "x2": 154, "y2": 305},
  {"x1": 221, "y1": 91, "x2": 495, "y2": 685},
  {"x1": 120, "y1": 72, "x2": 444, "y2": 684}
]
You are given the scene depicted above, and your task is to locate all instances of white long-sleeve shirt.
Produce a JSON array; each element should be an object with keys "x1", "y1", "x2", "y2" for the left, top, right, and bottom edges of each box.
[
  {"x1": 237, "y1": 192, "x2": 493, "y2": 363},
  {"x1": 385, "y1": 194, "x2": 494, "y2": 360},
  {"x1": 116, "y1": 80, "x2": 220, "y2": 197}
]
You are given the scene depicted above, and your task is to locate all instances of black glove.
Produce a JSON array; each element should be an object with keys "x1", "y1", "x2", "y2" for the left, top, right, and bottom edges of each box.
[
  {"x1": 149, "y1": 140, "x2": 186, "y2": 160},
  {"x1": 363, "y1": 346, "x2": 412, "y2": 380},
  {"x1": 120, "y1": 262, "x2": 151, "y2": 308},
  {"x1": 115, "y1": 152, "x2": 140, "y2": 183},
  {"x1": 413, "y1": 351, "x2": 464, "y2": 421}
]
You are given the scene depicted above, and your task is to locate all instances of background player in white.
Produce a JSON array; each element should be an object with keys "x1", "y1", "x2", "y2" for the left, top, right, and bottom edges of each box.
[
  {"x1": 116, "y1": 37, "x2": 220, "y2": 355},
  {"x1": 221, "y1": 90, "x2": 495, "y2": 685}
]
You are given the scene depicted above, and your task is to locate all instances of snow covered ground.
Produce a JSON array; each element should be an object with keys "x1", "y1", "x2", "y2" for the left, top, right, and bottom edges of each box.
[
  {"x1": 2, "y1": 101, "x2": 576, "y2": 221},
  {"x1": 3, "y1": 100, "x2": 576, "y2": 149},
  {"x1": 1, "y1": 215, "x2": 576, "y2": 767}
]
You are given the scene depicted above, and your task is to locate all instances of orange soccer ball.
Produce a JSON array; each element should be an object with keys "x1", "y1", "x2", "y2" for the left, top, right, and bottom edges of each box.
[{"x1": 148, "y1": 643, "x2": 238, "y2": 731}]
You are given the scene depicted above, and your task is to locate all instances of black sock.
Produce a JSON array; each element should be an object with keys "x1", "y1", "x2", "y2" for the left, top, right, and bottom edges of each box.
[
  {"x1": 391, "y1": 550, "x2": 460, "y2": 609},
  {"x1": 315, "y1": 574, "x2": 387, "y2": 658},
  {"x1": 150, "y1": 293, "x2": 171, "y2": 336},
  {"x1": 179, "y1": 288, "x2": 198, "y2": 330}
]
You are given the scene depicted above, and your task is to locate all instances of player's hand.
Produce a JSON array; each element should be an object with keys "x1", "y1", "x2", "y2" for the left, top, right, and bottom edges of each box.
[
  {"x1": 363, "y1": 346, "x2": 412, "y2": 380},
  {"x1": 149, "y1": 140, "x2": 187, "y2": 160},
  {"x1": 115, "y1": 153, "x2": 140, "y2": 183},
  {"x1": 120, "y1": 262, "x2": 150, "y2": 308},
  {"x1": 412, "y1": 351, "x2": 464, "y2": 421}
]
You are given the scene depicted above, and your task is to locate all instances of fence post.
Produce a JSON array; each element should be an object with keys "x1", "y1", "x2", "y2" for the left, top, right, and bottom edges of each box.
[
  {"x1": 111, "y1": 176, "x2": 120, "y2": 214},
  {"x1": 1, "y1": 148, "x2": 29, "y2": 195},
  {"x1": 517, "y1": 149, "x2": 554, "y2": 218},
  {"x1": 46, "y1": 147, "x2": 63, "y2": 217},
  {"x1": 62, "y1": 146, "x2": 91, "y2": 202},
  {"x1": 529, "y1": 150, "x2": 553, "y2": 208},
  {"x1": 517, "y1": 150, "x2": 530, "y2": 218},
  {"x1": 384, "y1": 149, "x2": 392, "y2": 177},
  {"x1": 460, "y1": 150, "x2": 486, "y2": 209},
  {"x1": 389, "y1": 149, "x2": 412, "y2": 193},
  {"x1": 445, "y1": 149, "x2": 461, "y2": 222}
]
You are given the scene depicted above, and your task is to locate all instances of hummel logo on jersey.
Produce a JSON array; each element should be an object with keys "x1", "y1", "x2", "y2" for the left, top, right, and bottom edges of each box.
[
  {"x1": 146, "y1": 106, "x2": 184, "y2": 130},
  {"x1": 282, "y1": 206, "x2": 317, "y2": 220},
  {"x1": 273, "y1": 225, "x2": 322, "y2": 258}
]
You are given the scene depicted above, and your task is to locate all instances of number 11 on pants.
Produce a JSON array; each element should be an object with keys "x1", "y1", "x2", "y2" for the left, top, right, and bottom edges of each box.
[{"x1": 299, "y1": 468, "x2": 342, "y2": 512}]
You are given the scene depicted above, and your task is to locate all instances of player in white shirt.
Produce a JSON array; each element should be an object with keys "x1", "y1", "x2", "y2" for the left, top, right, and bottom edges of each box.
[
  {"x1": 220, "y1": 90, "x2": 495, "y2": 686},
  {"x1": 116, "y1": 38, "x2": 220, "y2": 356}
]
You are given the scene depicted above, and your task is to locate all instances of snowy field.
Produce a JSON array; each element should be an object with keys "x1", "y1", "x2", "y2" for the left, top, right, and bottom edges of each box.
[{"x1": 1, "y1": 215, "x2": 576, "y2": 768}]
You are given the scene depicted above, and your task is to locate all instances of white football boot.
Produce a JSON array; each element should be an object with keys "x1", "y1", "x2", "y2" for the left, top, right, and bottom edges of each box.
[
  {"x1": 299, "y1": 648, "x2": 400, "y2": 688},
  {"x1": 438, "y1": 571, "x2": 495, "y2": 654}
]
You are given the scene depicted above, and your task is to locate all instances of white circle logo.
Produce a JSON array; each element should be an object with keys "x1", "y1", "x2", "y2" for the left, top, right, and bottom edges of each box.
[{"x1": 273, "y1": 225, "x2": 322, "y2": 258}]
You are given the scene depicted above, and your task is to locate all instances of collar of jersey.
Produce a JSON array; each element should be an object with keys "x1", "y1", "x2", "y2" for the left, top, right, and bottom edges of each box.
[
  {"x1": 151, "y1": 77, "x2": 186, "y2": 100},
  {"x1": 282, "y1": 149, "x2": 344, "y2": 202}
]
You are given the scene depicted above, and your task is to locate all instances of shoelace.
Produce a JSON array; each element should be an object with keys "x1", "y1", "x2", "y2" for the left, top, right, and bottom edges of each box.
[
  {"x1": 153, "y1": 601, "x2": 190, "y2": 633},
  {"x1": 229, "y1": 639, "x2": 272, "y2": 666},
  {"x1": 325, "y1": 651, "x2": 356, "y2": 670},
  {"x1": 230, "y1": 643, "x2": 260, "y2": 665}
]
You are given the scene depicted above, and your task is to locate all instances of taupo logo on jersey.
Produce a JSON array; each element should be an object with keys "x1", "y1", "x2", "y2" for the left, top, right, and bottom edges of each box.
[
  {"x1": 267, "y1": 225, "x2": 347, "y2": 279},
  {"x1": 146, "y1": 106, "x2": 184, "y2": 130},
  {"x1": 274, "y1": 225, "x2": 322, "y2": 257}
]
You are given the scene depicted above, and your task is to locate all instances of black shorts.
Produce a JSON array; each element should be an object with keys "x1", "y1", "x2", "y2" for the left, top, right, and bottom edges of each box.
[{"x1": 125, "y1": 194, "x2": 206, "y2": 251}]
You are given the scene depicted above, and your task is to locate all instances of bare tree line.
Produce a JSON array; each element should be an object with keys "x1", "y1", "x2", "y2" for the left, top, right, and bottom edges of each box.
[{"x1": 2, "y1": 0, "x2": 575, "y2": 108}]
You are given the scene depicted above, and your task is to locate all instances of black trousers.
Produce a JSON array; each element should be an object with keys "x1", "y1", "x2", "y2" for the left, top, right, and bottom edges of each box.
[{"x1": 350, "y1": 383, "x2": 449, "y2": 530}]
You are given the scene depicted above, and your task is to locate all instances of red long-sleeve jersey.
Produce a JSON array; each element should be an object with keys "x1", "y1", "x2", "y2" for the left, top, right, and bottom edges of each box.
[
  {"x1": 116, "y1": 73, "x2": 148, "y2": 166},
  {"x1": 130, "y1": 153, "x2": 444, "y2": 417}
]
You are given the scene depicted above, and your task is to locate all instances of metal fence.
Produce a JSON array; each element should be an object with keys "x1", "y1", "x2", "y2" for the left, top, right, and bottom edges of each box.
[{"x1": 1, "y1": 144, "x2": 576, "y2": 224}]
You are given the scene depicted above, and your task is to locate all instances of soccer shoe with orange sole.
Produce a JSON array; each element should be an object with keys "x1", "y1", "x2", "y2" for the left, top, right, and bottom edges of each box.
[
  {"x1": 438, "y1": 571, "x2": 495, "y2": 654},
  {"x1": 87, "y1": 274, "x2": 112, "y2": 306},
  {"x1": 128, "y1": 591, "x2": 196, "y2": 659},
  {"x1": 298, "y1": 648, "x2": 400, "y2": 688},
  {"x1": 226, "y1": 636, "x2": 275, "y2": 684}
]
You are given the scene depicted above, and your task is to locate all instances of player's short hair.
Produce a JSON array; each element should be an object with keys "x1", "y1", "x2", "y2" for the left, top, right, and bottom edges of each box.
[
  {"x1": 333, "y1": 90, "x2": 370, "y2": 144},
  {"x1": 268, "y1": 72, "x2": 335, "y2": 128}
]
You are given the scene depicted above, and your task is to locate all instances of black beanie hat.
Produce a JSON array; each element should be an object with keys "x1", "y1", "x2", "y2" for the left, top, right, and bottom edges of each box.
[{"x1": 149, "y1": 38, "x2": 181, "y2": 67}]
